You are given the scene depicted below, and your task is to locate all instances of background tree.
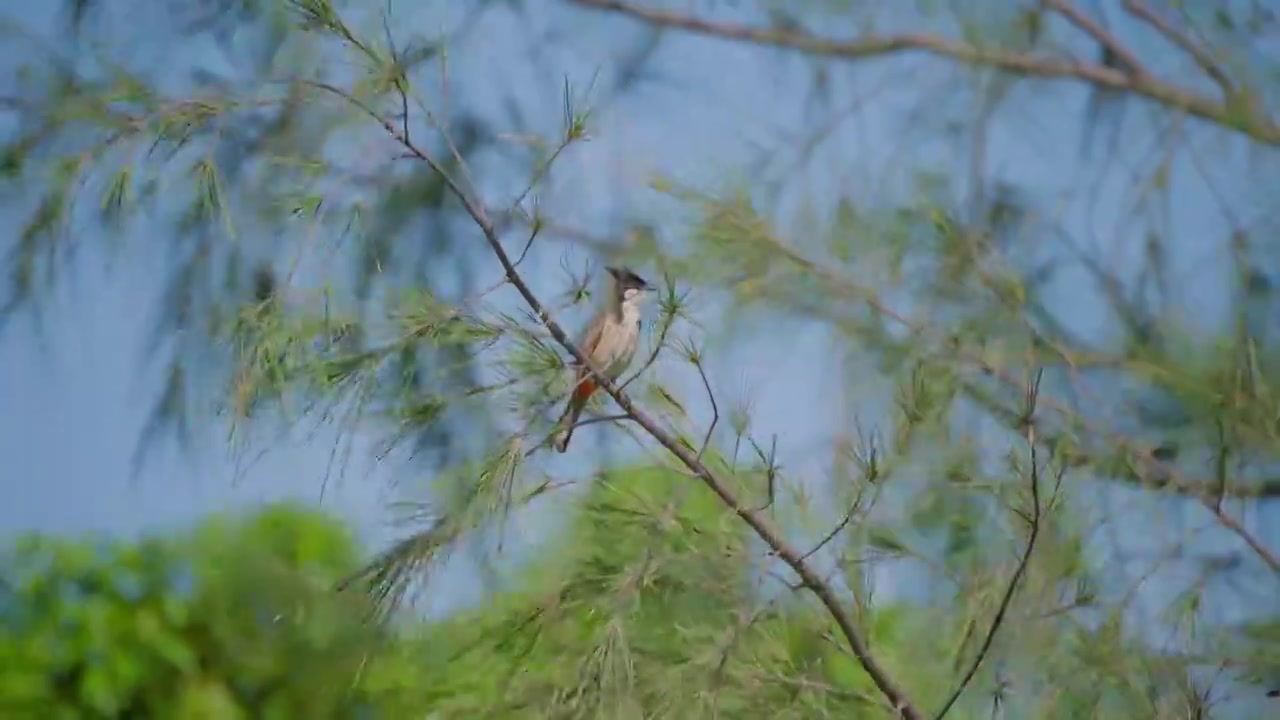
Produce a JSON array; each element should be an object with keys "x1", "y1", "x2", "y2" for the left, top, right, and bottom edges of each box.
[
  {"x1": 0, "y1": 504, "x2": 431, "y2": 717},
  {"x1": 3, "y1": 0, "x2": 1280, "y2": 717}
]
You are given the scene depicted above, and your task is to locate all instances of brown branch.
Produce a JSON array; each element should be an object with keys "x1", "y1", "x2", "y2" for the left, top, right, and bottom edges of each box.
[
  {"x1": 301, "y1": 76, "x2": 926, "y2": 720},
  {"x1": 1196, "y1": 497, "x2": 1280, "y2": 574},
  {"x1": 566, "y1": 0, "x2": 1280, "y2": 146},
  {"x1": 934, "y1": 374, "x2": 1052, "y2": 719}
]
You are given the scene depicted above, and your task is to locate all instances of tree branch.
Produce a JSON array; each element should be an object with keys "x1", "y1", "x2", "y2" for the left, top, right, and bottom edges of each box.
[
  {"x1": 1196, "y1": 497, "x2": 1280, "y2": 574},
  {"x1": 566, "y1": 0, "x2": 1280, "y2": 146}
]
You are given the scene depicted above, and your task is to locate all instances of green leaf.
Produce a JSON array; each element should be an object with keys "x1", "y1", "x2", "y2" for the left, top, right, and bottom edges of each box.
[
  {"x1": 79, "y1": 666, "x2": 118, "y2": 715},
  {"x1": 100, "y1": 165, "x2": 133, "y2": 224}
]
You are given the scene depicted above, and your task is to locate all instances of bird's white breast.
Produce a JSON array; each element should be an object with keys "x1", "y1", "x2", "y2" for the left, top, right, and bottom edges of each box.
[{"x1": 602, "y1": 302, "x2": 642, "y2": 377}]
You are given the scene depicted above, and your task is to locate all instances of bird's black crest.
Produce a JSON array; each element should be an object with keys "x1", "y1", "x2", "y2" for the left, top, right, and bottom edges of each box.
[{"x1": 605, "y1": 266, "x2": 651, "y2": 289}]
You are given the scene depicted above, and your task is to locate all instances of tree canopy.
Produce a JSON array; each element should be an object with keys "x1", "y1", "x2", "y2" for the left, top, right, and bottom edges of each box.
[{"x1": 0, "y1": 504, "x2": 423, "y2": 717}]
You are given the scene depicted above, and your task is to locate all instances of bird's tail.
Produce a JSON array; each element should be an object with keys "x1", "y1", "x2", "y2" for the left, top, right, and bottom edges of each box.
[{"x1": 552, "y1": 378, "x2": 596, "y2": 453}]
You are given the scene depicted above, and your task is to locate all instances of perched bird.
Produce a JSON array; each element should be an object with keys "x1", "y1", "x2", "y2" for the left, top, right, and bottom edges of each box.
[{"x1": 552, "y1": 266, "x2": 653, "y2": 452}]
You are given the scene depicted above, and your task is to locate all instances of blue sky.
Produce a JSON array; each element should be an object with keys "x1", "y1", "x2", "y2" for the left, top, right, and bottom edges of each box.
[{"x1": 1, "y1": 0, "x2": 1278, "y2": 708}]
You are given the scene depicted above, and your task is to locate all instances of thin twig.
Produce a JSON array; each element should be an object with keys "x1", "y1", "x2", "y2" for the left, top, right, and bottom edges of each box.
[
  {"x1": 1214, "y1": 416, "x2": 1229, "y2": 511},
  {"x1": 569, "y1": 413, "x2": 632, "y2": 430},
  {"x1": 800, "y1": 429, "x2": 879, "y2": 559},
  {"x1": 933, "y1": 372, "x2": 1050, "y2": 719},
  {"x1": 800, "y1": 489, "x2": 865, "y2": 562},
  {"x1": 434, "y1": 43, "x2": 476, "y2": 197},
  {"x1": 692, "y1": 351, "x2": 718, "y2": 462},
  {"x1": 749, "y1": 434, "x2": 780, "y2": 513},
  {"x1": 381, "y1": 1, "x2": 411, "y2": 147},
  {"x1": 523, "y1": 413, "x2": 633, "y2": 458},
  {"x1": 1196, "y1": 498, "x2": 1280, "y2": 573},
  {"x1": 1043, "y1": 0, "x2": 1146, "y2": 76},
  {"x1": 1122, "y1": 0, "x2": 1233, "y2": 94},
  {"x1": 505, "y1": 79, "x2": 583, "y2": 216},
  {"x1": 512, "y1": 220, "x2": 541, "y2": 268}
]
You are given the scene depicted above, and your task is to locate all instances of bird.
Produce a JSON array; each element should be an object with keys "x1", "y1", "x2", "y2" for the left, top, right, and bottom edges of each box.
[{"x1": 551, "y1": 266, "x2": 654, "y2": 453}]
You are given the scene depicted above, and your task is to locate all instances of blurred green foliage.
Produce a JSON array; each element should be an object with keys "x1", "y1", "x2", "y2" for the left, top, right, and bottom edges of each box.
[
  {"x1": 0, "y1": 505, "x2": 428, "y2": 719},
  {"x1": 2, "y1": 469, "x2": 1270, "y2": 719},
  {"x1": 0, "y1": 473, "x2": 960, "y2": 720}
]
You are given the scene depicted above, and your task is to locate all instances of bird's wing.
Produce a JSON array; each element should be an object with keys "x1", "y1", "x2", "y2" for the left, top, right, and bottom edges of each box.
[{"x1": 573, "y1": 312, "x2": 605, "y2": 370}]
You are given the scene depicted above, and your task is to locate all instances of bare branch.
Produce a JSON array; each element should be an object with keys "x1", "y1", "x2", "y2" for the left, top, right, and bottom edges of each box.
[{"x1": 566, "y1": 0, "x2": 1280, "y2": 146}]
